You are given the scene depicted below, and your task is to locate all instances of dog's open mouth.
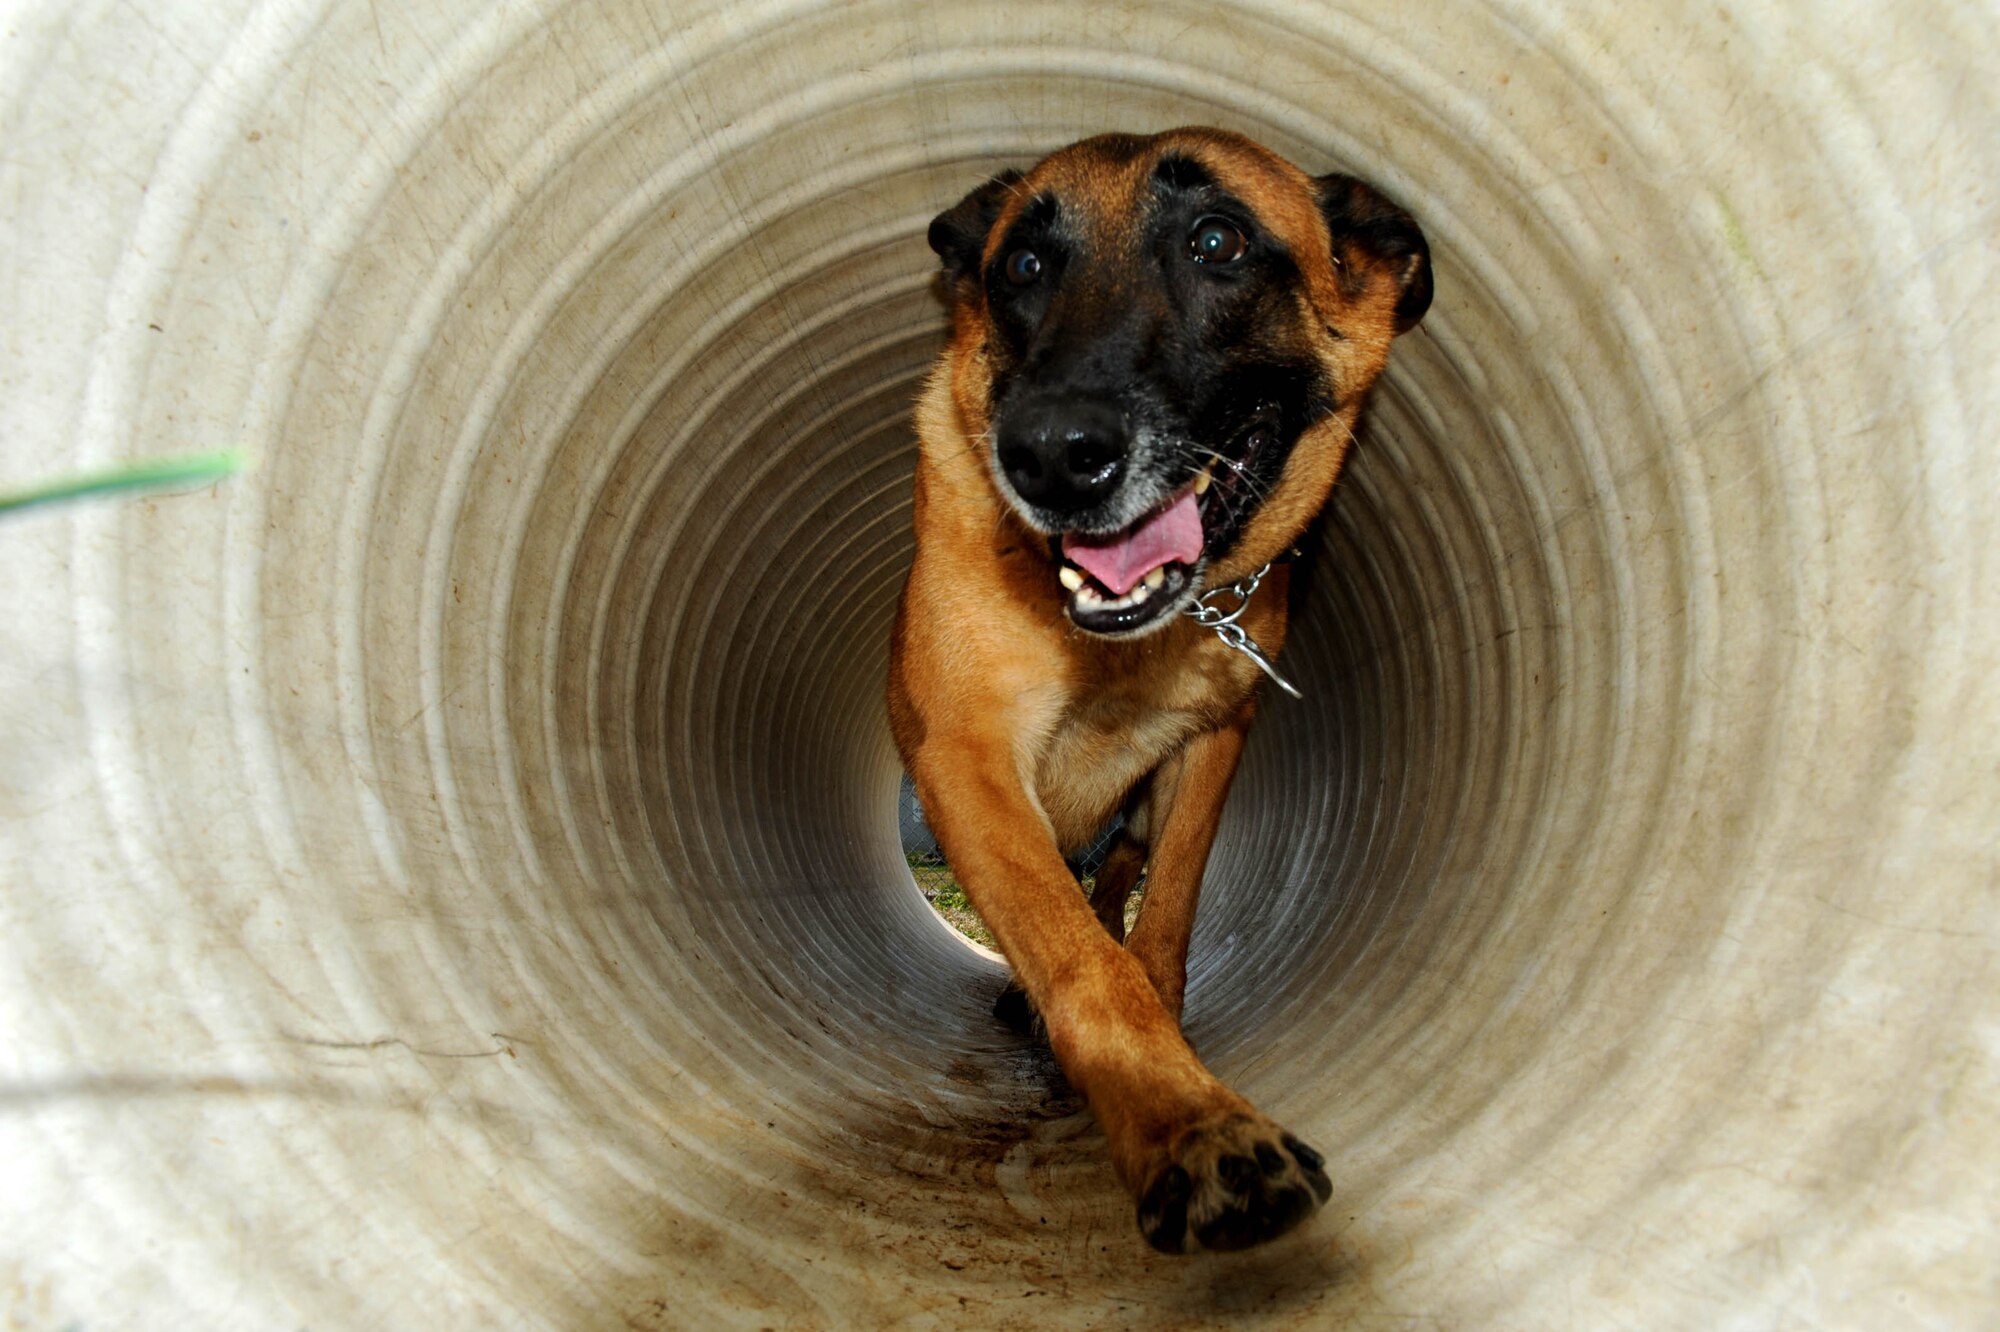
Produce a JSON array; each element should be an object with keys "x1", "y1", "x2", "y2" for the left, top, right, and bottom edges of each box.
[
  {"x1": 1059, "y1": 489, "x2": 1203, "y2": 634},
  {"x1": 1056, "y1": 417, "x2": 1277, "y2": 636}
]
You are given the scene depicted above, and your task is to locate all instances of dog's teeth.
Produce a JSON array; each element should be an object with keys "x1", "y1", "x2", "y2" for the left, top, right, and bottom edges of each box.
[
  {"x1": 1193, "y1": 467, "x2": 1213, "y2": 497},
  {"x1": 1072, "y1": 572, "x2": 1171, "y2": 615},
  {"x1": 1059, "y1": 565, "x2": 1085, "y2": 592}
]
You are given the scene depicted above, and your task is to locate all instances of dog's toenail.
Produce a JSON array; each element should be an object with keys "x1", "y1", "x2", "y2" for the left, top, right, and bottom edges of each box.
[
  {"x1": 1142, "y1": 1217, "x2": 1187, "y2": 1254},
  {"x1": 1283, "y1": 1134, "x2": 1324, "y2": 1172},
  {"x1": 1218, "y1": 1153, "x2": 1258, "y2": 1192},
  {"x1": 1138, "y1": 1165, "x2": 1193, "y2": 1254}
]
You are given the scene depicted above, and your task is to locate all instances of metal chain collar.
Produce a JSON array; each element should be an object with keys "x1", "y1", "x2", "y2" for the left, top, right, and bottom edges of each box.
[{"x1": 1181, "y1": 561, "x2": 1303, "y2": 699}]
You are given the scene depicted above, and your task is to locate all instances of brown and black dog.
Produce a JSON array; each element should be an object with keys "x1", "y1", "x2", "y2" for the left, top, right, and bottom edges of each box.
[{"x1": 888, "y1": 128, "x2": 1430, "y2": 1253}]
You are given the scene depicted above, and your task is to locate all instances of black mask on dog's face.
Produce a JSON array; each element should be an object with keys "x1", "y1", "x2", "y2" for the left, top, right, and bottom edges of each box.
[{"x1": 929, "y1": 134, "x2": 1430, "y2": 637}]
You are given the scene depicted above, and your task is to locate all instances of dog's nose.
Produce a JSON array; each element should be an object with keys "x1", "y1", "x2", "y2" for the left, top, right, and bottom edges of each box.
[{"x1": 996, "y1": 398, "x2": 1128, "y2": 514}]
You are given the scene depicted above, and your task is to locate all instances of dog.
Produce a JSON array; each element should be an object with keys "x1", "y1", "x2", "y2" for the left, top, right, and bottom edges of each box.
[{"x1": 887, "y1": 128, "x2": 1431, "y2": 1254}]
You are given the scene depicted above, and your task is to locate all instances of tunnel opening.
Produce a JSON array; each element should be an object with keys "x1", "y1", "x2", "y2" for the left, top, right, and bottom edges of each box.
[{"x1": 898, "y1": 771, "x2": 1136, "y2": 952}]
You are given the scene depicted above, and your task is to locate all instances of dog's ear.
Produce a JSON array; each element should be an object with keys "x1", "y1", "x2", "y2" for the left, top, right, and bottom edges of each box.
[
  {"x1": 928, "y1": 169, "x2": 1024, "y2": 285},
  {"x1": 1315, "y1": 173, "x2": 1432, "y2": 334}
]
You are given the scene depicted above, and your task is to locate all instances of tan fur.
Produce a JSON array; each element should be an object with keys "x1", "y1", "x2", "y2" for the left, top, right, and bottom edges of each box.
[{"x1": 888, "y1": 128, "x2": 1427, "y2": 1252}]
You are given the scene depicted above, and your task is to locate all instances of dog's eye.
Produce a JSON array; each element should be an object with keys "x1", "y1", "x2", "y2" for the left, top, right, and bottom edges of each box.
[
  {"x1": 1003, "y1": 248, "x2": 1043, "y2": 286},
  {"x1": 1188, "y1": 217, "x2": 1248, "y2": 265}
]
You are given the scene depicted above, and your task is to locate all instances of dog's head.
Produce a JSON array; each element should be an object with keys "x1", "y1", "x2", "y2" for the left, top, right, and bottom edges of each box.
[{"x1": 928, "y1": 128, "x2": 1431, "y2": 637}]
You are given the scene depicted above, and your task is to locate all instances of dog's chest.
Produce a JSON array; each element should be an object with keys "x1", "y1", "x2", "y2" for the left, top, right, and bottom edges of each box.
[{"x1": 1031, "y1": 654, "x2": 1248, "y2": 849}]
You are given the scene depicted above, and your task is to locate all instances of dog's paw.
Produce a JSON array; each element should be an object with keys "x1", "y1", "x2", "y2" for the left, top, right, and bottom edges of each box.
[
  {"x1": 1135, "y1": 1113, "x2": 1331, "y2": 1254},
  {"x1": 992, "y1": 979, "x2": 1042, "y2": 1036}
]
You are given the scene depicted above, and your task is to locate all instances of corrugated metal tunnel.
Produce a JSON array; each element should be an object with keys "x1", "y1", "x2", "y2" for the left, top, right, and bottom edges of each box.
[{"x1": 2, "y1": 2, "x2": 1994, "y2": 1326}]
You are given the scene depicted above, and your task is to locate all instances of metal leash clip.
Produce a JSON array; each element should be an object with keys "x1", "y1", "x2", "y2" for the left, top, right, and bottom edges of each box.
[{"x1": 1182, "y1": 561, "x2": 1304, "y2": 699}]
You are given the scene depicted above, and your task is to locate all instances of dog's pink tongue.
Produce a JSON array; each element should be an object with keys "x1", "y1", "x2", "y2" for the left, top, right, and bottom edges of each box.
[{"x1": 1062, "y1": 492, "x2": 1204, "y2": 596}]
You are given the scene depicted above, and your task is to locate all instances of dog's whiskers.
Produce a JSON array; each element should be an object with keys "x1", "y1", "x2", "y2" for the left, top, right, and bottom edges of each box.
[{"x1": 1173, "y1": 441, "x2": 1274, "y2": 512}]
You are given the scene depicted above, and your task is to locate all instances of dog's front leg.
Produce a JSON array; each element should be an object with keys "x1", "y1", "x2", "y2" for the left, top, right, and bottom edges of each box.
[
  {"x1": 1122, "y1": 716, "x2": 1252, "y2": 1025},
  {"x1": 909, "y1": 729, "x2": 1330, "y2": 1252}
]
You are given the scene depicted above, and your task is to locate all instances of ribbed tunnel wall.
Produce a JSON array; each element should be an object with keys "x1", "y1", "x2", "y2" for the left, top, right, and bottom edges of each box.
[{"x1": 2, "y1": 2, "x2": 1995, "y2": 1327}]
